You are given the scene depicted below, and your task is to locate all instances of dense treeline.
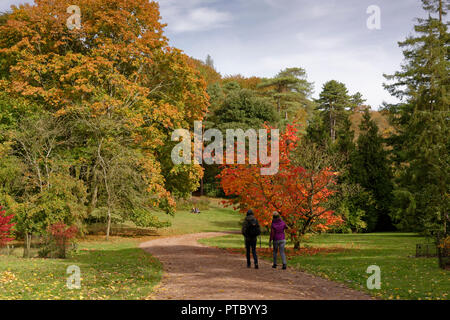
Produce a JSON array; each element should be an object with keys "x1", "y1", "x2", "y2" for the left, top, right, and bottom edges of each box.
[
  {"x1": 195, "y1": 0, "x2": 449, "y2": 235},
  {"x1": 0, "y1": 0, "x2": 208, "y2": 247},
  {"x1": 0, "y1": 0, "x2": 448, "y2": 252}
]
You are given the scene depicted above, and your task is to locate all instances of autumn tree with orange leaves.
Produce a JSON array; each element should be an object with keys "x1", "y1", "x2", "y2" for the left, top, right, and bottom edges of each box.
[
  {"x1": 0, "y1": 0, "x2": 209, "y2": 239},
  {"x1": 218, "y1": 125, "x2": 342, "y2": 249}
]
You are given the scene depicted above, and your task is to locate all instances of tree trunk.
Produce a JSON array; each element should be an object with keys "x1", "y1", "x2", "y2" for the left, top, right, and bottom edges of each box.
[
  {"x1": 23, "y1": 233, "x2": 32, "y2": 258},
  {"x1": 200, "y1": 175, "x2": 204, "y2": 196},
  {"x1": 106, "y1": 205, "x2": 112, "y2": 240},
  {"x1": 444, "y1": 212, "x2": 448, "y2": 235},
  {"x1": 88, "y1": 183, "x2": 98, "y2": 215},
  {"x1": 293, "y1": 239, "x2": 300, "y2": 250},
  {"x1": 61, "y1": 238, "x2": 66, "y2": 259},
  {"x1": 330, "y1": 111, "x2": 335, "y2": 142},
  {"x1": 332, "y1": 117, "x2": 336, "y2": 142}
]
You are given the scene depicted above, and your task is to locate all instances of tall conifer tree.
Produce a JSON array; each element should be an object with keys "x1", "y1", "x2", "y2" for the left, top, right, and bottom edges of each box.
[
  {"x1": 351, "y1": 110, "x2": 394, "y2": 231},
  {"x1": 384, "y1": 0, "x2": 449, "y2": 233}
]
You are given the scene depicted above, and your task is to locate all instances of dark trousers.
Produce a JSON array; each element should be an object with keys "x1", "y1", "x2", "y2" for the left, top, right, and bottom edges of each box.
[{"x1": 245, "y1": 238, "x2": 258, "y2": 266}]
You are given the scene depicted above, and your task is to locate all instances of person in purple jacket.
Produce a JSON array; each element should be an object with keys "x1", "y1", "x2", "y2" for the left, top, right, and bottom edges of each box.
[{"x1": 269, "y1": 211, "x2": 288, "y2": 270}]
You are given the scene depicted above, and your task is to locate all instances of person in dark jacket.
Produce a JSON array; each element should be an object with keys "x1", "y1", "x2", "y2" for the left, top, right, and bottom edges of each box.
[
  {"x1": 241, "y1": 209, "x2": 261, "y2": 269},
  {"x1": 269, "y1": 211, "x2": 288, "y2": 269}
]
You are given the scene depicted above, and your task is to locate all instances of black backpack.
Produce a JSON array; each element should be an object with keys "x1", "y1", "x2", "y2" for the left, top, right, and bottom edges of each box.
[{"x1": 247, "y1": 220, "x2": 261, "y2": 238}]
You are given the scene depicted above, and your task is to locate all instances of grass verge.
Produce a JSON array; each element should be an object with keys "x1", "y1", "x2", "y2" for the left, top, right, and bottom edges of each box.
[{"x1": 0, "y1": 238, "x2": 162, "y2": 300}]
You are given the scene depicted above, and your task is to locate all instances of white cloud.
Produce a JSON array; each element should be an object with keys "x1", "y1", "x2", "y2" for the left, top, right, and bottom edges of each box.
[
  {"x1": 158, "y1": 0, "x2": 232, "y2": 33},
  {"x1": 169, "y1": 7, "x2": 232, "y2": 32}
]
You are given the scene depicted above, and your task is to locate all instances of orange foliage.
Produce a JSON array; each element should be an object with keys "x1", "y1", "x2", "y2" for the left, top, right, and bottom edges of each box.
[
  {"x1": 0, "y1": 0, "x2": 209, "y2": 211},
  {"x1": 218, "y1": 125, "x2": 342, "y2": 245},
  {"x1": 222, "y1": 75, "x2": 263, "y2": 91},
  {"x1": 189, "y1": 57, "x2": 222, "y2": 86}
]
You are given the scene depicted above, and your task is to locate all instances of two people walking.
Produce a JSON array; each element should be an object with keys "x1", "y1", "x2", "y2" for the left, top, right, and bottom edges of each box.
[{"x1": 242, "y1": 210, "x2": 288, "y2": 270}]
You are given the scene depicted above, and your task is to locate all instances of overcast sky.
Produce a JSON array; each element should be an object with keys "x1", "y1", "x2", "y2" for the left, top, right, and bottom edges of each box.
[{"x1": 1, "y1": 0, "x2": 428, "y2": 109}]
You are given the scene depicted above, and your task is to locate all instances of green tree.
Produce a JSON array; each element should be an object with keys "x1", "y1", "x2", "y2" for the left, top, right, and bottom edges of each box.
[
  {"x1": 335, "y1": 116, "x2": 356, "y2": 163},
  {"x1": 0, "y1": 0, "x2": 212, "y2": 250},
  {"x1": 350, "y1": 110, "x2": 394, "y2": 231},
  {"x1": 213, "y1": 89, "x2": 280, "y2": 131},
  {"x1": 316, "y1": 80, "x2": 352, "y2": 143},
  {"x1": 0, "y1": 112, "x2": 87, "y2": 256},
  {"x1": 258, "y1": 67, "x2": 314, "y2": 122},
  {"x1": 350, "y1": 92, "x2": 366, "y2": 111},
  {"x1": 383, "y1": 0, "x2": 449, "y2": 233}
]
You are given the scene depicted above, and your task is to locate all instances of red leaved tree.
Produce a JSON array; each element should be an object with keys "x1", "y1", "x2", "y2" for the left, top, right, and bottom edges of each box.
[
  {"x1": 218, "y1": 125, "x2": 342, "y2": 249},
  {"x1": 0, "y1": 206, "x2": 15, "y2": 247},
  {"x1": 46, "y1": 222, "x2": 78, "y2": 258}
]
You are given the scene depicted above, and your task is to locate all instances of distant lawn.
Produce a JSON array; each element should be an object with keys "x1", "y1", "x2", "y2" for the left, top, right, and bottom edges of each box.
[
  {"x1": 0, "y1": 239, "x2": 162, "y2": 300},
  {"x1": 153, "y1": 203, "x2": 241, "y2": 235},
  {"x1": 200, "y1": 232, "x2": 449, "y2": 300}
]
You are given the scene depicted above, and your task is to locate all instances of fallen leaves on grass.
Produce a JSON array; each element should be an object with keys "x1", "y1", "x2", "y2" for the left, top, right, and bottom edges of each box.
[{"x1": 0, "y1": 271, "x2": 17, "y2": 283}]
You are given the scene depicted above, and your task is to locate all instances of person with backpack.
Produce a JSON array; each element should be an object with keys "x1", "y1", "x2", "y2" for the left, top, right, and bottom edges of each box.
[
  {"x1": 269, "y1": 211, "x2": 288, "y2": 270},
  {"x1": 241, "y1": 209, "x2": 261, "y2": 269}
]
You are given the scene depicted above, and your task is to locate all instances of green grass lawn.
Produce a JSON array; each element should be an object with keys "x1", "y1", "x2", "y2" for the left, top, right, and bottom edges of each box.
[
  {"x1": 200, "y1": 232, "x2": 449, "y2": 300},
  {"x1": 0, "y1": 202, "x2": 241, "y2": 300},
  {"x1": 0, "y1": 239, "x2": 162, "y2": 300},
  {"x1": 4, "y1": 203, "x2": 446, "y2": 301}
]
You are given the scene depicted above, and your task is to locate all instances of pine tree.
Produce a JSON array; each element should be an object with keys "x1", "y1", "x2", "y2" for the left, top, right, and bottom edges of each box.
[
  {"x1": 335, "y1": 116, "x2": 356, "y2": 163},
  {"x1": 316, "y1": 80, "x2": 352, "y2": 143},
  {"x1": 258, "y1": 67, "x2": 314, "y2": 122},
  {"x1": 350, "y1": 110, "x2": 394, "y2": 231},
  {"x1": 383, "y1": 0, "x2": 449, "y2": 233},
  {"x1": 350, "y1": 92, "x2": 366, "y2": 111}
]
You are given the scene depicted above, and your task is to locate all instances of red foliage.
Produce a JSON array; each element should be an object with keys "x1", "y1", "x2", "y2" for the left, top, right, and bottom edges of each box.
[
  {"x1": 218, "y1": 124, "x2": 343, "y2": 245},
  {"x1": 0, "y1": 206, "x2": 15, "y2": 247},
  {"x1": 47, "y1": 222, "x2": 78, "y2": 247}
]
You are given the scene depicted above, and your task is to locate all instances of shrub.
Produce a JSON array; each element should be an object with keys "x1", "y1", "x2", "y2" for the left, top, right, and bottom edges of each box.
[
  {"x1": 131, "y1": 209, "x2": 171, "y2": 228},
  {"x1": 39, "y1": 222, "x2": 77, "y2": 259},
  {"x1": 0, "y1": 205, "x2": 15, "y2": 247}
]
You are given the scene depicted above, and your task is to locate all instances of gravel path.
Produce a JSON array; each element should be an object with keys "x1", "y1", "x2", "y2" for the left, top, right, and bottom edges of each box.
[{"x1": 140, "y1": 232, "x2": 372, "y2": 300}]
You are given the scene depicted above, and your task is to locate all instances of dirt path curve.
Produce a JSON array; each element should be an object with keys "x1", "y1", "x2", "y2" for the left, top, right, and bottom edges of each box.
[{"x1": 140, "y1": 232, "x2": 372, "y2": 300}]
